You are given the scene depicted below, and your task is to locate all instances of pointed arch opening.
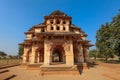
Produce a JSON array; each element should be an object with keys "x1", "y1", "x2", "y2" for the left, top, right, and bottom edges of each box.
[
  {"x1": 51, "y1": 45, "x2": 65, "y2": 63},
  {"x1": 35, "y1": 48, "x2": 44, "y2": 63}
]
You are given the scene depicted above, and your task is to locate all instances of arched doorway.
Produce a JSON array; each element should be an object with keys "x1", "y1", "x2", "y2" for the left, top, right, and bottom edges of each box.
[
  {"x1": 35, "y1": 48, "x2": 44, "y2": 63},
  {"x1": 39, "y1": 49, "x2": 44, "y2": 62},
  {"x1": 52, "y1": 50, "x2": 61, "y2": 62},
  {"x1": 26, "y1": 48, "x2": 31, "y2": 62},
  {"x1": 51, "y1": 45, "x2": 65, "y2": 63}
]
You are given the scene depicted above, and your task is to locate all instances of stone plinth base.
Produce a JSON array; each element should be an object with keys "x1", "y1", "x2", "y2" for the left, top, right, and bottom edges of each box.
[
  {"x1": 40, "y1": 65, "x2": 82, "y2": 75},
  {"x1": 20, "y1": 62, "x2": 90, "y2": 75},
  {"x1": 19, "y1": 63, "x2": 27, "y2": 68},
  {"x1": 20, "y1": 63, "x2": 43, "y2": 70},
  {"x1": 26, "y1": 63, "x2": 43, "y2": 70},
  {"x1": 77, "y1": 63, "x2": 89, "y2": 70}
]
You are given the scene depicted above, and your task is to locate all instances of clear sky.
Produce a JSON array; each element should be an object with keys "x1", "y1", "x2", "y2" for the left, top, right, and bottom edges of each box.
[{"x1": 0, "y1": 0, "x2": 120, "y2": 55}]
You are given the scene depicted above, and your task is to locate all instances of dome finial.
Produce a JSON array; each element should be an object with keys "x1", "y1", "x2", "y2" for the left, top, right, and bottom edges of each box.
[{"x1": 49, "y1": 10, "x2": 67, "y2": 16}]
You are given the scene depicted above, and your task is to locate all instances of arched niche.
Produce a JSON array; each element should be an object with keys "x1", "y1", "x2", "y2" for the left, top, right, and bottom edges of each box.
[{"x1": 51, "y1": 45, "x2": 65, "y2": 63}]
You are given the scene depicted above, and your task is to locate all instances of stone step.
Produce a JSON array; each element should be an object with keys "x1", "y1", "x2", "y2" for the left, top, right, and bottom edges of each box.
[
  {"x1": 39, "y1": 65, "x2": 86, "y2": 75},
  {"x1": 0, "y1": 64, "x2": 20, "y2": 69},
  {"x1": 0, "y1": 72, "x2": 16, "y2": 80},
  {"x1": 26, "y1": 63, "x2": 43, "y2": 70},
  {"x1": 40, "y1": 67, "x2": 77, "y2": 71},
  {"x1": 0, "y1": 70, "x2": 9, "y2": 74},
  {"x1": 40, "y1": 70, "x2": 80, "y2": 75}
]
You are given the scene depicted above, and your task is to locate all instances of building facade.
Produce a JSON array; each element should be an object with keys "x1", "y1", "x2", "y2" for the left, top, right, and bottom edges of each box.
[{"x1": 19, "y1": 10, "x2": 93, "y2": 67}]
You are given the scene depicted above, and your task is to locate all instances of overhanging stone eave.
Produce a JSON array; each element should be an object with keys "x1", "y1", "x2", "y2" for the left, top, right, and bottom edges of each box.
[
  {"x1": 35, "y1": 32, "x2": 80, "y2": 35},
  {"x1": 18, "y1": 43, "x2": 23, "y2": 46},
  {"x1": 24, "y1": 39, "x2": 32, "y2": 42},
  {"x1": 35, "y1": 32, "x2": 81, "y2": 39},
  {"x1": 33, "y1": 25, "x2": 46, "y2": 28},
  {"x1": 84, "y1": 44, "x2": 94, "y2": 47},
  {"x1": 18, "y1": 42, "x2": 32, "y2": 46},
  {"x1": 77, "y1": 40, "x2": 90, "y2": 43},
  {"x1": 24, "y1": 31, "x2": 34, "y2": 34},
  {"x1": 44, "y1": 16, "x2": 72, "y2": 20},
  {"x1": 32, "y1": 39, "x2": 44, "y2": 42}
]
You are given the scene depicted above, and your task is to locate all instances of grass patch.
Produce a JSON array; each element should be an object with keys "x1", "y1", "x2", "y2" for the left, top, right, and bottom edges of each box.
[{"x1": 0, "y1": 59, "x2": 22, "y2": 66}]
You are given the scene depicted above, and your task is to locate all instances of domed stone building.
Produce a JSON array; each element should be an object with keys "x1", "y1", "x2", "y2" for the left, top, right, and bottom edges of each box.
[{"x1": 19, "y1": 10, "x2": 93, "y2": 74}]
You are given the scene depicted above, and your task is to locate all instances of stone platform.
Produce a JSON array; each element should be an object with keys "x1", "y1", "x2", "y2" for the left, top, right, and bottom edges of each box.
[
  {"x1": 39, "y1": 63, "x2": 89, "y2": 75},
  {"x1": 20, "y1": 63, "x2": 89, "y2": 75},
  {"x1": 20, "y1": 63, "x2": 43, "y2": 70}
]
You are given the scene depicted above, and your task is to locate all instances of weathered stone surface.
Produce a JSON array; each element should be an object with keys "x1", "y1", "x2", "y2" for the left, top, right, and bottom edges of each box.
[{"x1": 19, "y1": 10, "x2": 93, "y2": 72}]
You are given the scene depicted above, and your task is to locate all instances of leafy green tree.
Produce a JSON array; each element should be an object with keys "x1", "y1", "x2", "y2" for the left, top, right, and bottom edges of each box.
[
  {"x1": 96, "y1": 23, "x2": 114, "y2": 61},
  {"x1": 89, "y1": 49, "x2": 98, "y2": 59},
  {"x1": 96, "y1": 11, "x2": 120, "y2": 61},
  {"x1": 111, "y1": 12, "x2": 120, "y2": 61},
  {"x1": 18, "y1": 46, "x2": 24, "y2": 56},
  {"x1": 0, "y1": 51, "x2": 7, "y2": 56}
]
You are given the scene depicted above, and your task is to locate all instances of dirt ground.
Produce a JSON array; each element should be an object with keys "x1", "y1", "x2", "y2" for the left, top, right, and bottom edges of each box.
[
  {"x1": 99, "y1": 62, "x2": 120, "y2": 80},
  {"x1": 0, "y1": 62, "x2": 120, "y2": 80}
]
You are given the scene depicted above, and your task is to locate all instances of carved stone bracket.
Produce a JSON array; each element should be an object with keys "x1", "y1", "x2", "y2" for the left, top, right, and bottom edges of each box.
[
  {"x1": 63, "y1": 43, "x2": 70, "y2": 52},
  {"x1": 46, "y1": 41, "x2": 53, "y2": 51}
]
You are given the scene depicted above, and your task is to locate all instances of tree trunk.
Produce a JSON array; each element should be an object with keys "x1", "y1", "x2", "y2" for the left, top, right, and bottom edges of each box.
[
  {"x1": 94, "y1": 57, "x2": 96, "y2": 60},
  {"x1": 105, "y1": 56, "x2": 108, "y2": 61},
  {"x1": 119, "y1": 57, "x2": 120, "y2": 62}
]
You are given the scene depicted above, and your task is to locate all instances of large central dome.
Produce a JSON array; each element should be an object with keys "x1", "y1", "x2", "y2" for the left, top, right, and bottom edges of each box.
[{"x1": 49, "y1": 10, "x2": 67, "y2": 16}]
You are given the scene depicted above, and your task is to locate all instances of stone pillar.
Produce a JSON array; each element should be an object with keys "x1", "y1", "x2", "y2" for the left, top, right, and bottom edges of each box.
[
  {"x1": 64, "y1": 55, "x2": 66, "y2": 63},
  {"x1": 37, "y1": 52, "x2": 40, "y2": 63},
  {"x1": 66, "y1": 54, "x2": 74, "y2": 66},
  {"x1": 64, "y1": 40, "x2": 74, "y2": 66},
  {"x1": 76, "y1": 44, "x2": 84, "y2": 63},
  {"x1": 83, "y1": 46, "x2": 89, "y2": 62},
  {"x1": 85, "y1": 46, "x2": 89, "y2": 62},
  {"x1": 23, "y1": 46, "x2": 29, "y2": 63},
  {"x1": 60, "y1": 25, "x2": 63, "y2": 31},
  {"x1": 53, "y1": 25, "x2": 56, "y2": 31},
  {"x1": 79, "y1": 45, "x2": 84, "y2": 63},
  {"x1": 53, "y1": 19, "x2": 56, "y2": 24},
  {"x1": 30, "y1": 46, "x2": 38, "y2": 64},
  {"x1": 44, "y1": 40, "x2": 51, "y2": 65},
  {"x1": 60, "y1": 19, "x2": 63, "y2": 24},
  {"x1": 49, "y1": 51, "x2": 52, "y2": 64},
  {"x1": 66, "y1": 25, "x2": 69, "y2": 32}
]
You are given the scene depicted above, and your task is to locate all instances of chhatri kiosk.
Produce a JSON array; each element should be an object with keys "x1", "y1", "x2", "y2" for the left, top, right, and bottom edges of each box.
[{"x1": 19, "y1": 10, "x2": 93, "y2": 74}]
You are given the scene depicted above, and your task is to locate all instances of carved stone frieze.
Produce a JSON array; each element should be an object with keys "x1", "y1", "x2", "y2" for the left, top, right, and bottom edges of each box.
[{"x1": 63, "y1": 43, "x2": 70, "y2": 52}]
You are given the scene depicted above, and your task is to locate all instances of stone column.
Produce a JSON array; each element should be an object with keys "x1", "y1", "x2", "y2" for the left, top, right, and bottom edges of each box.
[
  {"x1": 37, "y1": 51, "x2": 40, "y2": 63},
  {"x1": 66, "y1": 25, "x2": 69, "y2": 32},
  {"x1": 30, "y1": 46, "x2": 38, "y2": 64},
  {"x1": 64, "y1": 40, "x2": 74, "y2": 66},
  {"x1": 83, "y1": 46, "x2": 89, "y2": 62},
  {"x1": 60, "y1": 25, "x2": 63, "y2": 31},
  {"x1": 43, "y1": 40, "x2": 51, "y2": 65},
  {"x1": 53, "y1": 25, "x2": 56, "y2": 31},
  {"x1": 60, "y1": 19, "x2": 63, "y2": 24},
  {"x1": 23, "y1": 46, "x2": 29, "y2": 63},
  {"x1": 79, "y1": 45, "x2": 84, "y2": 63},
  {"x1": 49, "y1": 51, "x2": 52, "y2": 64},
  {"x1": 85, "y1": 46, "x2": 89, "y2": 62}
]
